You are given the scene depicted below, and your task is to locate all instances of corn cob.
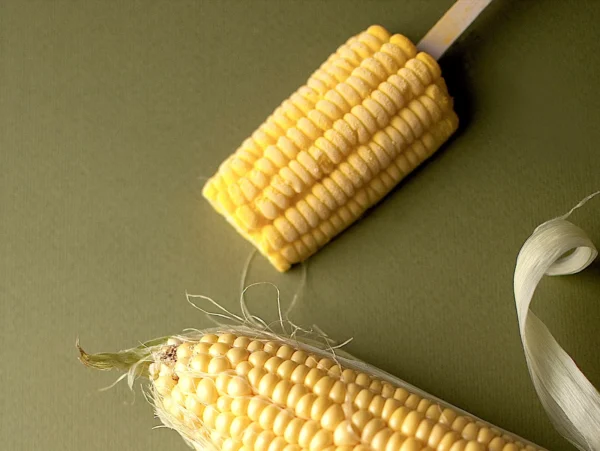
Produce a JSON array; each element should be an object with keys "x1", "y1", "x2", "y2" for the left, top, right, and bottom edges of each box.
[
  {"x1": 80, "y1": 329, "x2": 541, "y2": 451},
  {"x1": 203, "y1": 25, "x2": 459, "y2": 272}
]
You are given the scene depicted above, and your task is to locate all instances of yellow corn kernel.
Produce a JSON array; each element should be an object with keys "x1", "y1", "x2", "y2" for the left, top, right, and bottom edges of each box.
[{"x1": 203, "y1": 25, "x2": 459, "y2": 271}]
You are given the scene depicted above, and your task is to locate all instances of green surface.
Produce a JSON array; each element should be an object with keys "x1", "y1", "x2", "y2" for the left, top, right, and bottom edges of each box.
[{"x1": 1, "y1": 1, "x2": 599, "y2": 450}]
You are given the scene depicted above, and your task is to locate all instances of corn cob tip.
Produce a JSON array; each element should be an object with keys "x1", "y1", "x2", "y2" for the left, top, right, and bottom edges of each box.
[
  {"x1": 77, "y1": 341, "x2": 130, "y2": 372},
  {"x1": 76, "y1": 336, "x2": 170, "y2": 380},
  {"x1": 76, "y1": 339, "x2": 93, "y2": 366}
]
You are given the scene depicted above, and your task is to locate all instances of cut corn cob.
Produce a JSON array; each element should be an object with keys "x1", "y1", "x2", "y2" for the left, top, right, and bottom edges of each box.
[
  {"x1": 203, "y1": 25, "x2": 459, "y2": 271},
  {"x1": 80, "y1": 329, "x2": 542, "y2": 451}
]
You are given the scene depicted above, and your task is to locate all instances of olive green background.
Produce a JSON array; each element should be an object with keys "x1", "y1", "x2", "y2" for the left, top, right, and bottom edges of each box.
[{"x1": 1, "y1": 1, "x2": 599, "y2": 450}]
